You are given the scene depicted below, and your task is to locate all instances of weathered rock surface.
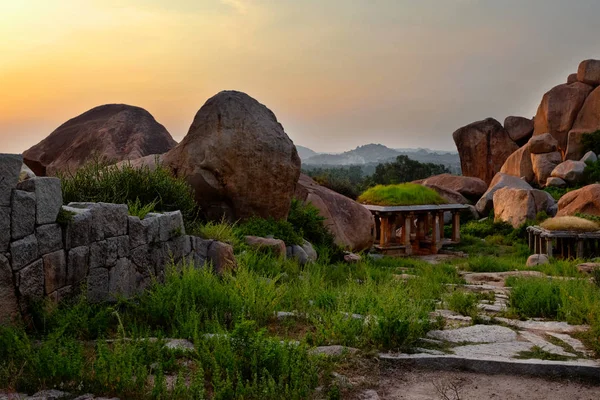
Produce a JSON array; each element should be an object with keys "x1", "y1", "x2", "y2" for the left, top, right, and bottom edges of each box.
[
  {"x1": 551, "y1": 160, "x2": 586, "y2": 184},
  {"x1": 19, "y1": 163, "x2": 35, "y2": 182},
  {"x1": 527, "y1": 254, "x2": 550, "y2": 267},
  {"x1": 475, "y1": 173, "x2": 533, "y2": 216},
  {"x1": 529, "y1": 133, "x2": 559, "y2": 154},
  {"x1": 557, "y1": 184, "x2": 600, "y2": 216},
  {"x1": 565, "y1": 130, "x2": 588, "y2": 161},
  {"x1": 245, "y1": 236, "x2": 286, "y2": 258},
  {"x1": 531, "y1": 151, "x2": 562, "y2": 186},
  {"x1": 23, "y1": 104, "x2": 176, "y2": 176},
  {"x1": 499, "y1": 144, "x2": 534, "y2": 183},
  {"x1": 423, "y1": 184, "x2": 469, "y2": 205},
  {"x1": 420, "y1": 174, "x2": 487, "y2": 202},
  {"x1": 0, "y1": 254, "x2": 19, "y2": 323},
  {"x1": 207, "y1": 240, "x2": 237, "y2": 274},
  {"x1": 0, "y1": 154, "x2": 23, "y2": 206},
  {"x1": 504, "y1": 116, "x2": 534, "y2": 145},
  {"x1": 546, "y1": 177, "x2": 567, "y2": 188},
  {"x1": 567, "y1": 73, "x2": 579, "y2": 84},
  {"x1": 452, "y1": 118, "x2": 519, "y2": 185},
  {"x1": 295, "y1": 174, "x2": 374, "y2": 251},
  {"x1": 17, "y1": 177, "x2": 63, "y2": 225},
  {"x1": 427, "y1": 325, "x2": 517, "y2": 344},
  {"x1": 577, "y1": 59, "x2": 600, "y2": 86},
  {"x1": 581, "y1": 151, "x2": 598, "y2": 164},
  {"x1": 493, "y1": 187, "x2": 556, "y2": 228},
  {"x1": 533, "y1": 82, "x2": 593, "y2": 150},
  {"x1": 163, "y1": 91, "x2": 301, "y2": 221},
  {"x1": 11, "y1": 190, "x2": 36, "y2": 240}
]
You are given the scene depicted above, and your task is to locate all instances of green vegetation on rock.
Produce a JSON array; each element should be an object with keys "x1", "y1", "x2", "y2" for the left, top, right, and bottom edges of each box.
[{"x1": 358, "y1": 183, "x2": 447, "y2": 206}]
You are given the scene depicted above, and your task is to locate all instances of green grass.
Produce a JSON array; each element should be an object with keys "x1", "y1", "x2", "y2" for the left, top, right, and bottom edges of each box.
[
  {"x1": 59, "y1": 158, "x2": 198, "y2": 224},
  {"x1": 516, "y1": 346, "x2": 573, "y2": 361},
  {"x1": 357, "y1": 183, "x2": 447, "y2": 206},
  {"x1": 445, "y1": 290, "x2": 478, "y2": 317}
]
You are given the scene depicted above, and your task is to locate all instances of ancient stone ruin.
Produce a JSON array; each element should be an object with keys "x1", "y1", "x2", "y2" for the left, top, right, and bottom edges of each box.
[{"x1": 0, "y1": 154, "x2": 235, "y2": 323}]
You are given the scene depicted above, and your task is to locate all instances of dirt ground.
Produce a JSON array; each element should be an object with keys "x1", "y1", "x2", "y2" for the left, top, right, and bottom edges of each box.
[{"x1": 357, "y1": 366, "x2": 600, "y2": 400}]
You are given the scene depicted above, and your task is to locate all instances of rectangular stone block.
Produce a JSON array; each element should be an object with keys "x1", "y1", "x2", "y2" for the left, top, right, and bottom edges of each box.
[
  {"x1": 89, "y1": 240, "x2": 107, "y2": 269},
  {"x1": 157, "y1": 211, "x2": 185, "y2": 242},
  {"x1": 17, "y1": 177, "x2": 62, "y2": 225},
  {"x1": 11, "y1": 234, "x2": 38, "y2": 271},
  {"x1": 0, "y1": 154, "x2": 23, "y2": 206},
  {"x1": 43, "y1": 250, "x2": 67, "y2": 294},
  {"x1": 36, "y1": 223, "x2": 63, "y2": 255},
  {"x1": 11, "y1": 190, "x2": 36, "y2": 240},
  {"x1": 63, "y1": 206, "x2": 92, "y2": 249},
  {"x1": 164, "y1": 235, "x2": 192, "y2": 263},
  {"x1": 87, "y1": 267, "x2": 109, "y2": 303},
  {"x1": 107, "y1": 235, "x2": 130, "y2": 259},
  {"x1": 109, "y1": 258, "x2": 136, "y2": 299},
  {"x1": 128, "y1": 215, "x2": 160, "y2": 248},
  {"x1": 68, "y1": 202, "x2": 128, "y2": 241},
  {"x1": 0, "y1": 206, "x2": 10, "y2": 252},
  {"x1": 67, "y1": 246, "x2": 89, "y2": 285},
  {"x1": 18, "y1": 258, "x2": 44, "y2": 302},
  {"x1": 0, "y1": 253, "x2": 19, "y2": 322}
]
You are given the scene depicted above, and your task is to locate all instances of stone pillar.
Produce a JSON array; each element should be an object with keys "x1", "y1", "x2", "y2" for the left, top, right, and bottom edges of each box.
[
  {"x1": 451, "y1": 212, "x2": 460, "y2": 242},
  {"x1": 438, "y1": 211, "x2": 445, "y2": 239},
  {"x1": 431, "y1": 213, "x2": 441, "y2": 254},
  {"x1": 546, "y1": 238, "x2": 553, "y2": 259},
  {"x1": 404, "y1": 213, "x2": 413, "y2": 255}
]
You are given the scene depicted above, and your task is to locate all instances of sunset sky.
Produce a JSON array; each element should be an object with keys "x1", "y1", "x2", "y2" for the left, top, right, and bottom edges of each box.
[{"x1": 1, "y1": 0, "x2": 599, "y2": 154}]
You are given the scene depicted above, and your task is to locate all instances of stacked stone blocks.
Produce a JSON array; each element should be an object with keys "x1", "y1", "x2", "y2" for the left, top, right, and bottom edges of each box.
[{"x1": 0, "y1": 154, "x2": 235, "y2": 323}]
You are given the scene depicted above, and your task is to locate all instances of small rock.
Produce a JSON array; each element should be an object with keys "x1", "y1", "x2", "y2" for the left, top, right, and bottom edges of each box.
[
  {"x1": 28, "y1": 390, "x2": 69, "y2": 400},
  {"x1": 581, "y1": 151, "x2": 597, "y2": 164},
  {"x1": 577, "y1": 262, "x2": 600, "y2": 274},
  {"x1": 546, "y1": 177, "x2": 567, "y2": 188},
  {"x1": 276, "y1": 311, "x2": 297, "y2": 320},
  {"x1": 164, "y1": 339, "x2": 195, "y2": 352},
  {"x1": 344, "y1": 252, "x2": 361, "y2": 263},
  {"x1": 526, "y1": 254, "x2": 549, "y2": 267},
  {"x1": 310, "y1": 345, "x2": 359, "y2": 357},
  {"x1": 245, "y1": 235, "x2": 286, "y2": 258},
  {"x1": 359, "y1": 389, "x2": 381, "y2": 400}
]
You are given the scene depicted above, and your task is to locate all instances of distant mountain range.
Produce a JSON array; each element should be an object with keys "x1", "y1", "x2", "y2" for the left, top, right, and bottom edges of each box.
[{"x1": 298, "y1": 143, "x2": 461, "y2": 174}]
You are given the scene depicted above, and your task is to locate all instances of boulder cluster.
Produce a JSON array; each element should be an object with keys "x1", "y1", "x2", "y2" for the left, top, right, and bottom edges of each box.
[
  {"x1": 21, "y1": 90, "x2": 375, "y2": 253},
  {"x1": 448, "y1": 59, "x2": 600, "y2": 226}
]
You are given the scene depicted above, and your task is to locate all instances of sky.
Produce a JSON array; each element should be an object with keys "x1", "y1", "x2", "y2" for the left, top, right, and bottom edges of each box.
[{"x1": 1, "y1": 0, "x2": 599, "y2": 154}]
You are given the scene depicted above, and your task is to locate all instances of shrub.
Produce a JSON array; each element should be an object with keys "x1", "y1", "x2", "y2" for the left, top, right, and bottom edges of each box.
[
  {"x1": 581, "y1": 130, "x2": 600, "y2": 155},
  {"x1": 127, "y1": 198, "x2": 157, "y2": 219},
  {"x1": 583, "y1": 159, "x2": 600, "y2": 184},
  {"x1": 540, "y1": 216, "x2": 600, "y2": 232},
  {"x1": 357, "y1": 183, "x2": 447, "y2": 206},
  {"x1": 189, "y1": 217, "x2": 240, "y2": 247},
  {"x1": 238, "y1": 217, "x2": 303, "y2": 245},
  {"x1": 288, "y1": 199, "x2": 334, "y2": 247},
  {"x1": 59, "y1": 159, "x2": 198, "y2": 224},
  {"x1": 461, "y1": 217, "x2": 514, "y2": 238},
  {"x1": 446, "y1": 290, "x2": 478, "y2": 317}
]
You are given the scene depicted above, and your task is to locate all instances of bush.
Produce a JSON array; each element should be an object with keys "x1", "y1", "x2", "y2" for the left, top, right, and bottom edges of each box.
[
  {"x1": 189, "y1": 218, "x2": 240, "y2": 247},
  {"x1": 584, "y1": 159, "x2": 600, "y2": 184},
  {"x1": 446, "y1": 290, "x2": 478, "y2": 317},
  {"x1": 461, "y1": 217, "x2": 515, "y2": 238},
  {"x1": 357, "y1": 183, "x2": 447, "y2": 206},
  {"x1": 581, "y1": 130, "x2": 600, "y2": 155},
  {"x1": 288, "y1": 199, "x2": 335, "y2": 247},
  {"x1": 59, "y1": 159, "x2": 198, "y2": 224},
  {"x1": 238, "y1": 217, "x2": 304, "y2": 245}
]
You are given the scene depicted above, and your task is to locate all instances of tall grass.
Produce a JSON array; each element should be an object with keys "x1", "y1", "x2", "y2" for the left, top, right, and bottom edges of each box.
[
  {"x1": 59, "y1": 159, "x2": 198, "y2": 223},
  {"x1": 357, "y1": 183, "x2": 447, "y2": 206}
]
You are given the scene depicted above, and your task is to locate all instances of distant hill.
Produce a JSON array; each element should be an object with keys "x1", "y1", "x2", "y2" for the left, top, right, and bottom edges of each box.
[
  {"x1": 300, "y1": 143, "x2": 461, "y2": 174},
  {"x1": 296, "y1": 145, "x2": 318, "y2": 160}
]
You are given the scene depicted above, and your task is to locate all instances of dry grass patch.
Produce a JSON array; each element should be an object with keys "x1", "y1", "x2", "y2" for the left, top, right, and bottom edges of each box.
[{"x1": 540, "y1": 216, "x2": 600, "y2": 232}]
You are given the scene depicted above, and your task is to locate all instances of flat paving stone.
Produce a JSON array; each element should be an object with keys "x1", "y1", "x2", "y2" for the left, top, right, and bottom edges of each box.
[
  {"x1": 452, "y1": 341, "x2": 533, "y2": 358},
  {"x1": 495, "y1": 317, "x2": 588, "y2": 334},
  {"x1": 546, "y1": 332, "x2": 593, "y2": 357},
  {"x1": 519, "y1": 331, "x2": 576, "y2": 358},
  {"x1": 427, "y1": 325, "x2": 517, "y2": 344}
]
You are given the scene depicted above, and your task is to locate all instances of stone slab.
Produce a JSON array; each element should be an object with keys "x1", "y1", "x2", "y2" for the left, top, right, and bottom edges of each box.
[
  {"x1": 11, "y1": 234, "x2": 38, "y2": 271},
  {"x1": 0, "y1": 154, "x2": 23, "y2": 206},
  {"x1": 17, "y1": 177, "x2": 62, "y2": 225},
  {"x1": 36, "y1": 224, "x2": 63, "y2": 256},
  {"x1": 0, "y1": 206, "x2": 10, "y2": 252},
  {"x1": 427, "y1": 325, "x2": 517, "y2": 344},
  {"x1": 11, "y1": 190, "x2": 36, "y2": 240},
  {"x1": 43, "y1": 250, "x2": 67, "y2": 294},
  {"x1": 18, "y1": 259, "x2": 44, "y2": 301}
]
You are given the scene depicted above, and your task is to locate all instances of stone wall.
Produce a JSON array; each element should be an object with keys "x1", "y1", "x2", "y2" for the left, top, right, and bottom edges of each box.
[{"x1": 0, "y1": 154, "x2": 235, "y2": 323}]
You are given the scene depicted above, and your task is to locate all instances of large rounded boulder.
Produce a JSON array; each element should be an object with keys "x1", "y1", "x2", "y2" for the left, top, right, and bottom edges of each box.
[
  {"x1": 163, "y1": 91, "x2": 301, "y2": 221},
  {"x1": 420, "y1": 174, "x2": 487, "y2": 203},
  {"x1": 566, "y1": 86, "x2": 600, "y2": 160},
  {"x1": 23, "y1": 104, "x2": 177, "y2": 176},
  {"x1": 295, "y1": 174, "x2": 374, "y2": 252},
  {"x1": 557, "y1": 184, "x2": 600, "y2": 217},
  {"x1": 533, "y1": 82, "x2": 593, "y2": 151},
  {"x1": 452, "y1": 118, "x2": 519, "y2": 185}
]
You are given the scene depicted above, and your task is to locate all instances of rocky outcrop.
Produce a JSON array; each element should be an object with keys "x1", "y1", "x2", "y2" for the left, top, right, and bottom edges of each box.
[
  {"x1": 475, "y1": 173, "x2": 532, "y2": 216},
  {"x1": 500, "y1": 144, "x2": 534, "y2": 183},
  {"x1": 577, "y1": 59, "x2": 600, "y2": 86},
  {"x1": 163, "y1": 91, "x2": 301, "y2": 221},
  {"x1": 565, "y1": 86, "x2": 600, "y2": 160},
  {"x1": 423, "y1": 184, "x2": 469, "y2": 205},
  {"x1": 493, "y1": 187, "x2": 556, "y2": 228},
  {"x1": 533, "y1": 82, "x2": 593, "y2": 151},
  {"x1": 557, "y1": 184, "x2": 600, "y2": 217},
  {"x1": 531, "y1": 151, "x2": 562, "y2": 187},
  {"x1": 452, "y1": 118, "x2": 519, "y2": 185},
  {"x1": 295, "y1": 174, "x2": 374, "y2": 252},
  {"x1": 504, "y1": 116, "x2": 534, "y2": 146},
  {"x1": 550, "y1": 160, "x2": 586, "y2": 185},
  {"x1": 23, "y1": 104, "x2": 177, "y2": 176},
  {"x1": 529, "y1": 133, "x2": 558, "y2": 154},
  {"x1": 420, "y1": 174, "x2": 487, "y2": 203}
]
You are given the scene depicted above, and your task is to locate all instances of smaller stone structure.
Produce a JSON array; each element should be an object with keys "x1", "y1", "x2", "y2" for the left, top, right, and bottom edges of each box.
[
  {"x1": 364, "y1": 204, "x2": 469, "y2": 256},
  {"x1": 527, "y1": 225, "x2": 600, "y2": 259}
]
